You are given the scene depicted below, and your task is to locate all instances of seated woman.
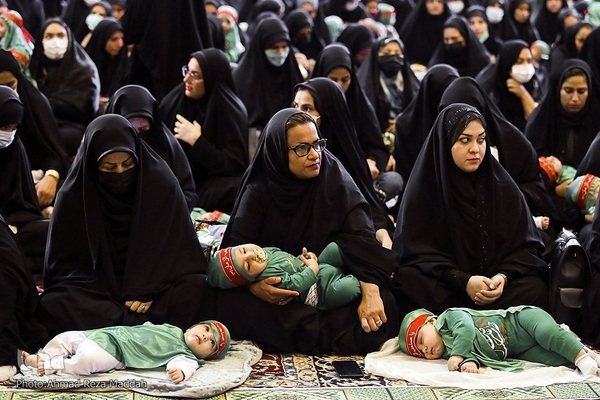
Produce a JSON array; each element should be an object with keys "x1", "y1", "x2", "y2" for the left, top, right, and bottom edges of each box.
[
  {"x1": 392, "y1": 103, "x2": 548, "y2": 317},
  {"x1": 160, "y1": 48, "x2": 249, "y2": 213},
  {"x1": 357, "y1": 36, "x2": 420, "y2": 134},
  {"x1": 476, "y1": 39, "x2": 540, "y2": 132},
  {"x1": 218, "y1": 109, "x2": 400, "y2": 355},
  {"x1": 38, "y1": 114, "x2": 216, "y2": 337},
  {"x1": 394, "y1": 64, "x2": 460, "y2": 180},
  {"x1": 29, "y1": 18, "x2": 100, "y2": 158},
  {"x1": 428, "y1": 15, "x2": 492, "y2": 78},
  {"x1": 525, "y1": 59, "x2": 600, "y2": 170},
  {"x1": 0, "y1": 86, "x2": 49, "y2": 279},
  {"x1": 0, "y1": 50, "x2": 69, "y2": 215},
  {"x1": 293, "y1": 77, "x2": 395, "y2": 244},
  {"x1": 311, "y1": 43, "x2": 404, "y2": 209},
  {"x1": 439, "y1": 77, "x2": 563, "y2": 237},
  {"x1": 106, "y1": 84, "x2": 198, "y2": 211},
  {"x1": 547, "y1": 21, "x2": 593, "y2": 78},
  {"x1": 0, "y1": 212, "x2": 48, "y2": 382},
  {"x1": 84, "y1": 17, "x2": 129, "y2": 114}
]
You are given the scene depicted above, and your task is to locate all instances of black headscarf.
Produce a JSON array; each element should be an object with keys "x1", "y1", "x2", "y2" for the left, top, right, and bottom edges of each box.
[
  {"x1": 44, "y1": 114, "x2": 205, "y2": 300},
  {"x1": 29, "y1": 18, "x2": 100, "y2": 127},
  {"x1": 222, "y1": 108, "x2": 398, "y2": 286},
  {"x1": 105, "y1": 85, "x2": 198, "y2": 211},
  {"x1": 233, "y1": 16, "x2": 303, "y2": 129},
  {"x1": 399, "y1": 0, "x2": 452, "y2": 66},
  {"x1": 507, "y1": 0, "x2": 539, "y2": 43},
  {"x1": 311, "y1": 43, "x2": 390, "y2": 171},
  {"x1": 0, "y1": 50, "x2": 69, "y2": 176},
  {"x1": 485, "y1": 0, "x2": 519, "y2": 42},
  {"x1": 428, "y1": 15, "x2": 492, "y2": 77},
  {"x1": 61, "y1": 0, "x2": 93, "y2": 43},
  {"x1": 475, "y1": 39, "x2": 540, "y2": 131},
  {"x1": 122, "y1": 0, "x2": 212, "y2": 101},
  {"x1": 335, "y1": 22, "x2": 375, "y2": 68},
  {"x1": 0, "y1": 86, "x2": 43, "y2": 227},
  {"x1": 533, "y1": 0, "x2": 568, "y2": 44},
  {"x1": 525, "y1": 59, "x2": 600, "y2": 168},
  {"x1": 294, "y1": 78, "x2": 395, "y2": 232},
  {"x1": 84, "y1": 17, "x2": 129, "y2": 98},
  {"x1": 325, "y1": 0, "x2": 369, "y2": 22},
  {"x1": 392, "y1": 103, "x2": 547, "y2": 312},
  {"x1": 284, "y1": 8, "x2": 325, "y2": 60},
  {"x1": 439, "y1": 77, "x2": 560, "y2": 220},
  {"x1": 161, "y1": 49, "x2": 249, "y2": 212},
  {"x1": 579, "y1": 26, "x2": 600, "y2": 99},
  {"x1": 394, "y1": 64, "x2": 460, "y2": 180},
  {"x1": 466, "y1": 5, "x2": 503, "y2": 57},
  {"x1": 357, "y1": 36, "x2": 421, "y2": 131},
  {"x1": 548, "y1": 21, "x2": 593, "y2": 78}
]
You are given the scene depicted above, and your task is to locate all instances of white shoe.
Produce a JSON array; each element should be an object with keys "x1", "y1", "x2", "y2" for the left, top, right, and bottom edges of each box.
[{"x1": 0, "y1": 365, "x2": 17, "y2": 381}]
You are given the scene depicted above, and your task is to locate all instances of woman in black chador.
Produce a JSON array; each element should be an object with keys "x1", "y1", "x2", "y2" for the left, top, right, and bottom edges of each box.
[
  {"x1": 392, "y1": 103, "x2": 548, "y2": 316},
  {"x1": 39, "y1": 115, "x2": 216, "y2": 336}
]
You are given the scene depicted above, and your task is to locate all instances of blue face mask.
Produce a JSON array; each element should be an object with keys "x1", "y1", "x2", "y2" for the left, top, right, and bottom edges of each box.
[{"x1": 264, "y1": 47, "x2": 290, "y2": 67}]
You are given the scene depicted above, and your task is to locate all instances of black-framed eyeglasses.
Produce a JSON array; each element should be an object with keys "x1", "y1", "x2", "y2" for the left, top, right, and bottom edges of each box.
[
  {"x1": 288, "y1": 138, "x2": 327, "y2": 157},
  {"x1": 182, "y1": 65, "x2": 203, "y2": 81}
]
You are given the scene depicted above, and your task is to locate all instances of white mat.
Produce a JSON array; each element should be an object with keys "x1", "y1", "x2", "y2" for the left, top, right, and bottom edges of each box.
[
  {"x1": 12, "y1": 340, "x2": 262, "y2": 398},
  {"x1": 365, "y1": 338, "x2": 600, "y2": 389}
]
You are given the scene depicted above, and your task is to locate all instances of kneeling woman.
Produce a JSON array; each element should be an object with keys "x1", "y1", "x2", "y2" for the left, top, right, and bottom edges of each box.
[
  {"x1": 392, "y1": 104, "x2": 548, "y2": 316},
  {"x1": 38, "y1": 115, "x2": 215, "y2": 336}
]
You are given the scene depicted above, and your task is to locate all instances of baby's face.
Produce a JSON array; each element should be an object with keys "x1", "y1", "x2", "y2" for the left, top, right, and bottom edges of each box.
[
  {"x1": 235, "y1": 244, "x2": 268, "y2": 277},
  {"x1": 184, "y1": 323, "x2": 217, "y2": 359},
  {"x1": 416, "y1": 320, "x2": 445, "y2": 359},
  {"x1": 547, "y1": 156, "x2": 562, "y2": 174}
]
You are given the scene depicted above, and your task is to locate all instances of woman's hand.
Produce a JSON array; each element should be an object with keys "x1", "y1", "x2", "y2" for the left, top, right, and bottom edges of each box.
[
  {"x1": 173, "y1": 114, "x2": 201, "y2": 146},
  {"x1": 358, "y1": 282, "x2": 387, "y2": 332},
  {"x1": 125, "y1": 300, "x2": 153, "y2": 313},
  {"x1": 36, "y1": 175, "x2": 58, "y2": 207},
  {"x1": 385, "y1": 155, "x2": 396, "y2": 172},
  {"x1": 466, "y1": 274, "x2": 504, "y2": 306},
  {"x1": 375, "y1": 228, "x2": 393, "y2": 249},
  {"x1": 366, "y1": 158, "x2": 380, "y2": 180},
  {"x1": 248, "y1": 277, "x2": 299, "y2": 306}
]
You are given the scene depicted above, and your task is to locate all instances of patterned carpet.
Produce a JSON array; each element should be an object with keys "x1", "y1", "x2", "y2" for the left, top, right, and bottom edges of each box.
[{"x1": 2, "y1": 354, "x2": 600, "y2": 399}]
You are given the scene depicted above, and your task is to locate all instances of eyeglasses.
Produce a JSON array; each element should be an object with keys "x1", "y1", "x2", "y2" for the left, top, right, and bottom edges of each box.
[
  {"x1": 181, "y1": 65, "x2": 203, "y2": 81},
  {"x1": 288, "y1": 138, "x2": 327, "y2": 157}
]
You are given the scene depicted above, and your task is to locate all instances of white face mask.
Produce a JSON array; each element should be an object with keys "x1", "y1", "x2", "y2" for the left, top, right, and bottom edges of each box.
[
  {"x1": 447, "y1": 0, "x2": 465, "y2": 14},
  {"x1": 264, "y1": 47, "x2": 290, "y2": 67},
  {"x1": 344, "y1": 0, "x2": 358, "y2": 11},
  {"x1": 0, "y1": 129, "x2": 16, "y2": 149},
  {"x1": 486, "y1": 6, "x2": 504, "y2": 23},
  {"x1": 43, "y1": 37, "x2": 69, "y2": 60},
  {"x1": 510, "y1": 63, "x2": 535, "y2": 83},
  {"x1": 85, "y1": 13, "x2": 104, "y2": 31}
]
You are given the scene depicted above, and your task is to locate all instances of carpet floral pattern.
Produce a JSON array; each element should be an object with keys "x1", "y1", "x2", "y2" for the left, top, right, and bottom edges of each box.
[{"x1": 2, "y1": 354, "x2": 600, "y2": 399}]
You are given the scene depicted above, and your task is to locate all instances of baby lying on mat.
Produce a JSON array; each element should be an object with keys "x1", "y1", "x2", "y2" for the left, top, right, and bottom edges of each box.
[
  {"x1": 399, "y1": 306, "x2": 600, "y2": 376},
  {"x1": 22, "y1": 320, "x2": 230, "y2": 383}
]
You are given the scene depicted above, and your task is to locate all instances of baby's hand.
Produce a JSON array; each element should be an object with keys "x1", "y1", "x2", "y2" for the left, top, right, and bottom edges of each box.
[
  {"x1": 167, "y1": 367, "x2": 184, "y2": 384},
  {"x1": 460, "y1": 361, "x2": 479, "y2": 373},
  {"x1": 447, "y1": 355, "x2": 464, "y2": 371},
  {"x1": 300, "y1": 247, "x2": 319, "y2": 274}
]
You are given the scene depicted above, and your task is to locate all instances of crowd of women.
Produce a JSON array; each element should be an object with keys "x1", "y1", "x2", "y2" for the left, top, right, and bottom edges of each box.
[{"x1": 2, "y1": 0, "x2": 600, "y2": 382}]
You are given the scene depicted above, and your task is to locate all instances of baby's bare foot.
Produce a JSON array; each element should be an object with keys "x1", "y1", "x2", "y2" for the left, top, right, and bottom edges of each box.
[
  {"x1": 22, "y1": 352, "x2": 37, "y2": 368},
  {"x1": 37, "y1": 356, "x2": 45, "y2": 376}
]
